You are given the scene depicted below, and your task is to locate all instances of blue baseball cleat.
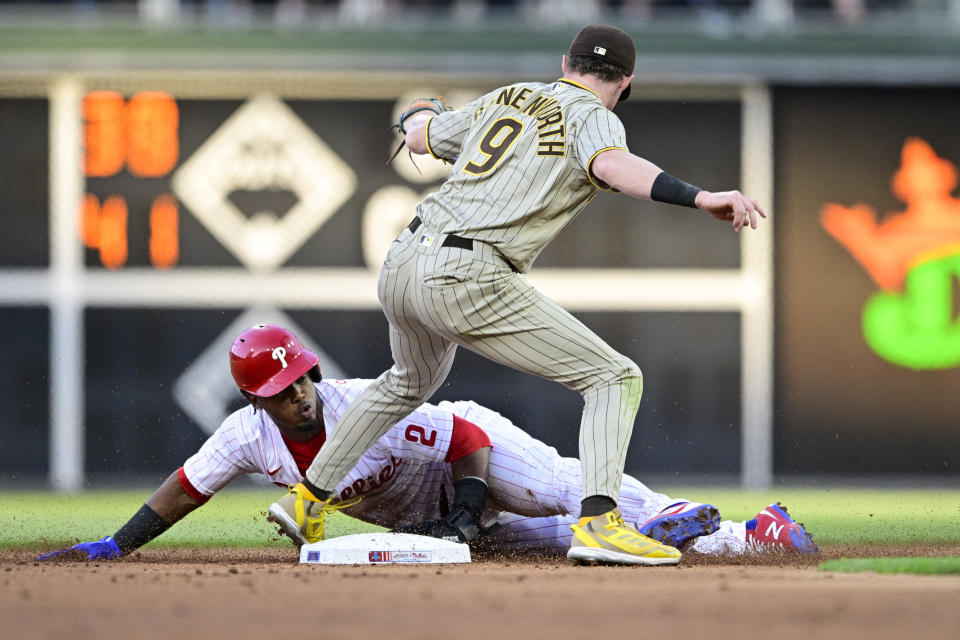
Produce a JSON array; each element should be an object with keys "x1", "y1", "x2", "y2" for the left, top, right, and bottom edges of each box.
[
  {"x1": 637, "y1": 501, "x2": 721, "y2": 551},
  {"x1": 746, "y1": 502, "x2": 818, "y2": 553}
]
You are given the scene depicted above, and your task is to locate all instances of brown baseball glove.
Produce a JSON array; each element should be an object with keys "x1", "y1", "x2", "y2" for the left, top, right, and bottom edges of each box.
[
  {"x1": 395, "y1": 96, "x2": 451, "y2": 135},
  {"x1": 387, "y1": 97, "x2": 452, "y2": 168}
]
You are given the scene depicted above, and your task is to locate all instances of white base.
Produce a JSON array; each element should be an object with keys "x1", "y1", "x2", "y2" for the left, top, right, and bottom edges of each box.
[{"x1": 299, "y1": 532, "x2": 472, "y2": 565}]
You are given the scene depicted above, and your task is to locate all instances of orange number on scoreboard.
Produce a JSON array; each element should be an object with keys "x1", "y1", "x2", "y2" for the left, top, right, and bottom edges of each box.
[
  {"x1": 80, "y1": 193, "x2": 179, "y2": 270},
  {"x1": 99, "y1": 195, "x2": 128, "y2": 270},
  {"x1": 149, "y1": 194, "x2": 179, "y2": 269},
  {"x1": 80, "y1": 193, "x2": 101, "y2": 249},
  {"x1": 83, "y1": 91, "x2": 126, "y2": 177},
  {"x1": 83, "y1": 91, "x2": 179, "y2": 177},
  {"x1": 127, "y1": 92, "x2": 179, "y2": 177}
]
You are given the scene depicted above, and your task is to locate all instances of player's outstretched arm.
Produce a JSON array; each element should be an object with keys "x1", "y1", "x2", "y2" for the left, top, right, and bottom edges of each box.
[
  {"x1": 392, "y1": 445, "x2": 491, "y2": 542},
  {"x1": 38, "y1": 471, "x2": 203, "y2": 561},
  {"x1": 590, "y1": 149, "x2": 663, "y2": 198},
  {"x1": 145, "y1": 469, "x2": 206, "y2": 522},
  {"x1": 591, "y1": 149, "x2": 767, "y2": 232}
]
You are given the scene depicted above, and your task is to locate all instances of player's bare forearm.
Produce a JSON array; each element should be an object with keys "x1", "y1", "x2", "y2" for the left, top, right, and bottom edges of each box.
[
  {"x1": 592, "y1": 149, "x2": 767, "y2": 232},
  {"x1": 146, "y1": 471, "x2": 204, "y2": 523},
  {"x1": 451, "y1": 446, "x2": 491, "y2": 482},
  {"x1": 590, "y1": 149, "x2": 663, "y2": 199},
  {"x1": 403, "y1": 112, "x2": 434, "y2": 155},
  {"x1": 38, "y1": 470, "x2": 204, "y2": 560}
]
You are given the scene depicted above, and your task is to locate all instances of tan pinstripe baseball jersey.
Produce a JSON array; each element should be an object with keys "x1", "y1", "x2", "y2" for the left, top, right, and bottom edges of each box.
[
  {"x1": 305, "y1": 76, "x2": 643, "y2": 508},
  {"x1": 420, "y1": 78, "x2": 628, "y2": 273}
]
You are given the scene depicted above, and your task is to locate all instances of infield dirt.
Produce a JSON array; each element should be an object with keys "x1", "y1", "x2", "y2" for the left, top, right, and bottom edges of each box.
[{"x1": 3, "y1": 545, "x2": 959, "y2": 640}]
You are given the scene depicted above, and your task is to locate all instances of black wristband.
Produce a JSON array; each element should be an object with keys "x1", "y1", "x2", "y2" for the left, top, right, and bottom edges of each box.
[
  {"x1": 650, "y1": 172, "x2": 702, "y2": 208},
  {"x1": 451, "y1": 477, "x2": 487, "y2": 521},
  {"x1": 112, "y1": 504, "x2": 172, "y2": 554}
]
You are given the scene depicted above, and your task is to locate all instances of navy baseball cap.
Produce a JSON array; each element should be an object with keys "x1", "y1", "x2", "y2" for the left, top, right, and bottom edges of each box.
[{"x1": 568, "y1": 24, "x2": 636, "y2": 101}]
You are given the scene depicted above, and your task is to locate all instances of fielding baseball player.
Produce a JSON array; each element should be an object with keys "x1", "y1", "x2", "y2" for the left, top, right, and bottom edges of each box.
[
  {"x1": 271, "y1": 23, "x2": 768, "y2": 565},
  {"x1": 39, "y1": 324, "x2": 814, "y2": 562}
]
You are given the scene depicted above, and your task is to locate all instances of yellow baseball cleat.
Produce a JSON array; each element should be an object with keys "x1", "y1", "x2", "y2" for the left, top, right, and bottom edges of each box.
[
  {"x1": 567, "y1": 508, "x2": 682, "y2": 566},
  {"x1": 267, "y1": 483, "x2": 360, "y2": 547}
]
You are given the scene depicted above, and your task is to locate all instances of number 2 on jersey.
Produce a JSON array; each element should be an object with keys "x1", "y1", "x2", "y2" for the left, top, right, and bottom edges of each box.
[
  {"x1": 404, "y1": 424, "x2": 437, "y2": 447},
  {"x1": 463, "y1": 117, "x2": 524, "y2": 175}
]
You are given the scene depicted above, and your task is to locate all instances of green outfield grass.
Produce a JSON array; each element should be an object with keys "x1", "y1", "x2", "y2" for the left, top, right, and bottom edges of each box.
[
  {"x1": 659, "y1": 487, "x2": 960, "y2": 546},
  {"x1": 2, "y1": 487, "x2": 958, "y2": 550},
  {"x1": 819, "y1": 557, "x2": 960, "y2": 575},
  {"x1": 0, "y1": 489, "x2": 385, "y2": 550}
]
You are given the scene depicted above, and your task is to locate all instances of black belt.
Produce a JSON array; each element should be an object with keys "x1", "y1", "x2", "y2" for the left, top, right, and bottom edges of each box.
[{"x1": 407, "y1": 216, "x2": 472, "y2": 251}]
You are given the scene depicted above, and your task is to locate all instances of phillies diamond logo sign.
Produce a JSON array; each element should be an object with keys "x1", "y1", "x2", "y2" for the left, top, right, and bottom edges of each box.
[{"x1": 172, "y1": 94, "x2": 357, "y2": 271}]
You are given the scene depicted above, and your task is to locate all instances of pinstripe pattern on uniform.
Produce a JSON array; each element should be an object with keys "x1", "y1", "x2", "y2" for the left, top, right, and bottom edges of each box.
[
  {"x1": 413, "y1": 236, "x2": 641, "y2": 498},
  {"x1": 441, "y1": 400, "x2": 746, "y2": 554},
  {"x1": 420, "y1": 81, "x2": 627, "y2": 273},
  {"x1": 183, "y1": 378, "x2": 458, "y2": 528},
  {"x1": 302, "y1": 79, "x2": 643, "y2": 507},
  {"x1": 183, "y1": 380, "x2": 746, "y2": 552},
  {"x1": 305, "y1": 225, "x2": 641, "y2": 498},
  {"x1": 302, "y1": 230, "x2": 460, "y2": 490},
  {"x1": 425, "y1": 93, "x2": 487, "y2": 163}
]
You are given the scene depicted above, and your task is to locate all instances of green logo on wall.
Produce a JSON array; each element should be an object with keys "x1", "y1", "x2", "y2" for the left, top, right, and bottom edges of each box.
[
  {"x1": 821, "y1": 138, "x2": 960, "y2": 370},
  {"x1": 862, "y1": 250, "x2": 960, "y2": 369}
]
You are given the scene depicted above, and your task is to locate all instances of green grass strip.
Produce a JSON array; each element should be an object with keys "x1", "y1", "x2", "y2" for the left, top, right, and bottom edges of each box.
[
  {"x1": 659, "y1": 487, "x2": 960, "y2": 546},
  {"x1": 4, "y1": 487, "x2": 959, "y2": 550},
  {"x1": 819, "y1": 557, "x2": 960, "y2": 575},
  {"x1": 1, "y1": 490, "x2": 382, "y2": 550}
]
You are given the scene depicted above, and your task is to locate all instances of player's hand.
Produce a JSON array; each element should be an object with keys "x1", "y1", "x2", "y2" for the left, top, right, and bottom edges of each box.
[
  {"x1": 395, "y1": 97, "x2": 451, "y2": 135},
  {"x1": 696, "y1": 190, "x2": 767, "y2": 233},
  {"x1": 391, "y1": 518, "x2": 465, "y2": 542},
  {"x1": 38, "y1": 536, "x2": 123, "y2": 561}
]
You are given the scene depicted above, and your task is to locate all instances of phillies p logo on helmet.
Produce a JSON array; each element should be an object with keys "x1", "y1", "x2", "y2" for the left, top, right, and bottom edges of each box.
[{"x1": 229, "y1": 324, "x2": 319, "y2": 397}]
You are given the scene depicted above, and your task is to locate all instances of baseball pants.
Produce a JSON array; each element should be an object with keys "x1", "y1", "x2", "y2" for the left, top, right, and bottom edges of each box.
[
  {"x1": 449, "y1": 400, "x2": 747, "y2": 554},
  {"x1": 306, "y1": 221, "x2": 642, "y2": 501},
  {"x1": 482, "y1": 455, "x2": 746, "y2": 555}
]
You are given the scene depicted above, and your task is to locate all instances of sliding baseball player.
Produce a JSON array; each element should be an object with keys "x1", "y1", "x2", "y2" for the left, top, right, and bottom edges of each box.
[{"x1": 39, "y1": 324, "x2": 815, "y2": 562}]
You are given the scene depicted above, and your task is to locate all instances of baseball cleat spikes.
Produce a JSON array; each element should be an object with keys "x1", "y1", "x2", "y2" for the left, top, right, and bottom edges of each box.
[
  {"x1": 745, "y1": 502, "x2": 818, "y2": 554},
  {"x1": 638, "y1": 501, "x2": 721, "y2": 551},
  {"x1": 267, "y1": 502, "x2": 309, "y2": 547},
  {"x1": 267, "y1": 483, "x2": 363, "y2": 548}
]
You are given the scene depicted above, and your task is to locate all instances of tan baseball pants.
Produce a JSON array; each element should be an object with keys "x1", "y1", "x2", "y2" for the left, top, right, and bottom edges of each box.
[{"x1": 306, "y1": 221, "x2": 642, "y2": 501}]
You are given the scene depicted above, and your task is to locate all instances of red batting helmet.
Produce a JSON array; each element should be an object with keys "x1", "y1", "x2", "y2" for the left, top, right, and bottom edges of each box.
[{"x1": 229, "y1": 324, "x2": 320, "y2": 397}]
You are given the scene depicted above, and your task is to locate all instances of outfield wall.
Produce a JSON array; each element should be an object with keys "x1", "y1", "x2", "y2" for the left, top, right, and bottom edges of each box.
[{"x1": 0, "y1": 70, "x2": 956, "y2": 489}]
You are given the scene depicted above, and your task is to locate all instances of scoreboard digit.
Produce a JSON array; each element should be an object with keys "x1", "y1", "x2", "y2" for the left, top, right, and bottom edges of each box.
[{"x1": 82, "y1": 90, "x2": 180, "y2": 270}]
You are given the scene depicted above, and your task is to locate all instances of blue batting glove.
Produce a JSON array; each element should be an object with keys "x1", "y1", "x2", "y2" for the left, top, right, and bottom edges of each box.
[{"x1": 38, "y1": 536, "x2": 123, "y2": 561}]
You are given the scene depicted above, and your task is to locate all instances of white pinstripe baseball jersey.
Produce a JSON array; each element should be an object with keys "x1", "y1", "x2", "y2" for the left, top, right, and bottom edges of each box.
[
  {"x1": 183, "y1": 378, "x2": 458, "y2": 527},
  {"x1": 421, "y1": 79, "x2": 627, "y2": 273},
  {"x1": 183, "y1": 378, "x2": 747, "y2": 553}
]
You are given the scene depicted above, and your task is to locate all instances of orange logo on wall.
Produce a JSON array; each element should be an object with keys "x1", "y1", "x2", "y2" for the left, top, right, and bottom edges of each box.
[
  {"x1": 822, "y1": 138, "x2": 960, "y2": 291},
  {"x1": 821, "y1": 138, "x2": 960, "y2": 369}
]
